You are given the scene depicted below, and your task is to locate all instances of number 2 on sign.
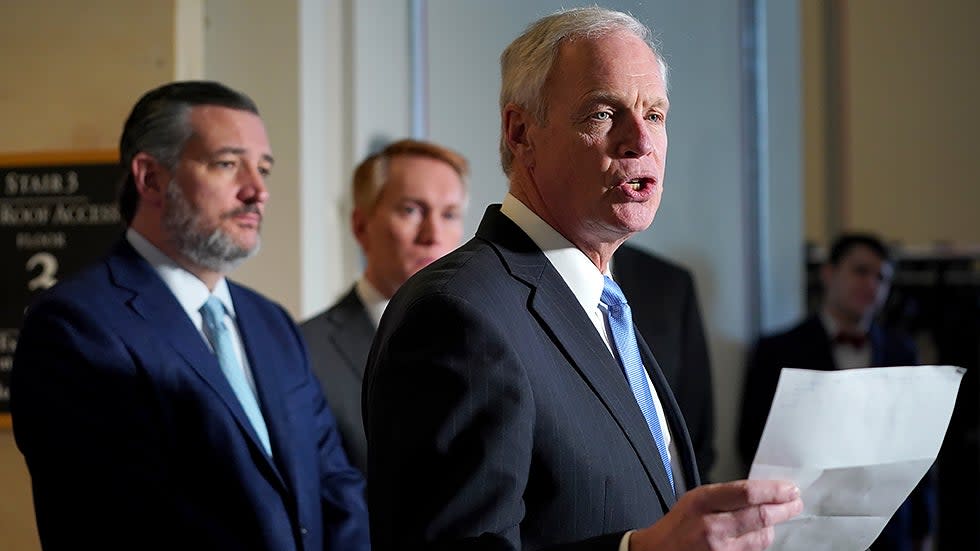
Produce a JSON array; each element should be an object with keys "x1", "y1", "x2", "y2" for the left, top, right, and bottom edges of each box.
[{"x1": 26, "y1": 252, "x2": 58, "y2": 291}]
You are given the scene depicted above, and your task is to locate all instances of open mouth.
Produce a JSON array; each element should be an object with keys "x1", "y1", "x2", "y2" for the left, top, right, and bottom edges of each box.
[
  {"x1": 620, "y1": 177, "x2": 655, "y2": 191},
  {"x1": 613, "y1": 177, "x2": 658, "y2": 200}
]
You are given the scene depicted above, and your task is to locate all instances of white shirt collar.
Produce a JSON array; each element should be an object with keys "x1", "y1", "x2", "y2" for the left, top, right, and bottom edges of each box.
[
  {"x1": 355, "y1": 277, "x2": 389, "y2": 328},
  {"x1": 500, "y1": 193, "x2": 606, "y2": 316},
  {"x1": 819, "y1": 307, "x2": 870, "y2": 338},
  {"x1": 125, "y1": 228, "x2": 235, "y2": 320}
]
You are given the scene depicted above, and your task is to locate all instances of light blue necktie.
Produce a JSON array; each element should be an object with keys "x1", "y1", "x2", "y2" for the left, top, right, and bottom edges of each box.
[
  {"x1": 601, "y1": 276, "x2": 674, "y2": 493},
  {"x1": 200, "y1": 296, "x2": 272, "y2": 457}
]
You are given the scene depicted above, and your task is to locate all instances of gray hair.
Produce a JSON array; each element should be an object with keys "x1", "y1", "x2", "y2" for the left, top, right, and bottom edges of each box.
[{"x1": 498, "y1": 6, "x2": 668, "y2": 175}]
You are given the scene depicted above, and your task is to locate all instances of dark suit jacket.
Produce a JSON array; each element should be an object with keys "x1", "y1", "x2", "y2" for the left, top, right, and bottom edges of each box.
[
  {"x1": 738, "y1": 314, "x2": 932, "y2": 551},
  {"x1": 11, "y1": 239, "x2": 370, "y2": 551},
  {"x1": 301, "y1": 287, "x2": 374, "y2": 474},
  {"x1": 612, "y1": 244, "x2": 715, "y2": 480},
  {"x1": 363, "y1": 206, "x2": 700, "y2": 550}
]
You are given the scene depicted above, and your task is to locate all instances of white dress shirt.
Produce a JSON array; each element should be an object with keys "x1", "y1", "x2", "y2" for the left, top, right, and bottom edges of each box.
[
  {"x1": 126, "y1": 228, "x2": 260, "y2": 395},
  {"x1": 355, "y1": 277, "x2": 390, "y2": 328},
  {"x1": 500, "y1": 195, "x2": 682, "y2": 549}
]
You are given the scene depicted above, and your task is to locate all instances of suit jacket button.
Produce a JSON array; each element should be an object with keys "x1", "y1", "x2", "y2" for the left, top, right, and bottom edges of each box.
[{"x1": 300, "y1": 527, "x2": 308, "y2": 536}]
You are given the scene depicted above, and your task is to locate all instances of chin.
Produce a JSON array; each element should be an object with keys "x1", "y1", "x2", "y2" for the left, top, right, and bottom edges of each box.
[
  {"x1": 404, "y1": 265, "x2": 424, "y2": 279},
  {"x1": 234, "y1": 230, "x2": 261, "y2": 249},
  {"x1": 611, "y1": 213, "x2": 656, "y2": 236},
  {"x1": 613, "y1": 201, "x2": 657, "y2": 224}
]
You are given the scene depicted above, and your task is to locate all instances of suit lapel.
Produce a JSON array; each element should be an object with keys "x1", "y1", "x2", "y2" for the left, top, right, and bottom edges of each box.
[
  {"x1": 636, "y1": 335, "x2": 700, "y2": 489},
  {"x1": 476, "y1": 207, "x2": 677, "y2": 508},
  {"x1": 326, "y1": 289, "x2": 375, "y2": 381},
  {"x1": 803, "y1": 316, "x2": 838, "y2": 371},
  {"x1": 107, "y1": 241, "x2": 285, "y2": 485},
  {"x1": 229, "y1": 285, "x2": 294, "y2": 493}
]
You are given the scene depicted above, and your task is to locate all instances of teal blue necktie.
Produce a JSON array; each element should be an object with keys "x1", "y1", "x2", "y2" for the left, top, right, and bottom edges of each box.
[
  {"x1": 601, "y1": 276, "x2": 674, "y2": 493},
  {"x1": 200, "y1": 296, "x2": 272, "y2": 457}
]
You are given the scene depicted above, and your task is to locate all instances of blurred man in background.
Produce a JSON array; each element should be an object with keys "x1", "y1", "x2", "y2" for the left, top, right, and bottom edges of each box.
[
  {"x1": 302, "y1": 139, "x2": 468, "y2": 474},
  {"x1": 740, "y1": 232, "x2": 934, "y2": 551}
]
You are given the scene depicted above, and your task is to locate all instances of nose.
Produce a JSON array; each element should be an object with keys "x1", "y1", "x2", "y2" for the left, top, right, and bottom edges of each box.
[
  {"x1": 616, "y1": 114, "x2": 655, "y2": 159},
  {"x1": 239, "y1": 164, "x2": 269, "y2": 203},
  {"x1": 416, "y1": 212, "x2": 438, "y2": 245}
]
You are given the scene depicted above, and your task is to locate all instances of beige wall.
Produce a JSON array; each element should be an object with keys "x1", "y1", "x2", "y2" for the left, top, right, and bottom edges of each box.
[
  {"x1": 0, "y1": 427, "x2": 36, "y2": 551},
  {"x1": 804, "y1": 0, "x2": 980, "y2": 246},
  {"x1": 0, "y1": 1, "x2": 176, "y2": 154},
  {"x1": 845, "y1": 0, "x2": 980, "y2": 245}
]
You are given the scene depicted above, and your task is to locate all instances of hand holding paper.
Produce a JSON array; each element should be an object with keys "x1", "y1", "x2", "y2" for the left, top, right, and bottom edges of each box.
[{"x1": 748, "y1": 365, "x2": 963, "y2": 551}]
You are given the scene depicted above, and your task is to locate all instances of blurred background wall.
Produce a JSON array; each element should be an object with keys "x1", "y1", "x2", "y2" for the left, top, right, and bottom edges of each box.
[
  {"x1": 1, "y1": 1, "x2": 976, "y2": 549},
  {"x1": 803, "y1": 0, "x2": 980, "y2": 247}
]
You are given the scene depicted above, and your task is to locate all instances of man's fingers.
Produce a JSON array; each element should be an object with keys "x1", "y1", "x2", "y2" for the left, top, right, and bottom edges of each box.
[
  {"x1": 690, "y1": 479, "x2": 800, "y2": 512},
  {"x1": 733, "y1": 525, "x2": 777, "y2": 551},
  {"x1": 734, "y1": 498, "x2": 804, "y2": 533},
  {"x1": 636, "y1": 485, "x2": 803, "y2": 551},
  {"x1": 690, "y1": 498, "x2": 801, "y2": 551}
]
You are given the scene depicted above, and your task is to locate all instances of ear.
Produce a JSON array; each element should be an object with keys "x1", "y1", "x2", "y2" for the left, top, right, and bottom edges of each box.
[
  {"x1": 503, "y1": 103, "x2": 536, "y2": 169},
  {"x1": 351, "y1": 207, "x2": 370, "y2": 252},
  {"x1": 131, "y1": 152, "x2": 167, "y2": 208}
]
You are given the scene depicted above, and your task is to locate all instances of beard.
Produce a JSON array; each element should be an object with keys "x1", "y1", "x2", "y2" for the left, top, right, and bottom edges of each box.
[{"x1": 162, "y1": 179, "x2": 261, "y2": 274}]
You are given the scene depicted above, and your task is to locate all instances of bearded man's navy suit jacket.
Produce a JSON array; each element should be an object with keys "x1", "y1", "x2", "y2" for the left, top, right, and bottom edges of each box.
[
  {"x1": 12, "y1": 239, "x2": 369, "y2": 551},
  {"x1": 363, "y1": 206, "x2": 699, "y2": 550}
]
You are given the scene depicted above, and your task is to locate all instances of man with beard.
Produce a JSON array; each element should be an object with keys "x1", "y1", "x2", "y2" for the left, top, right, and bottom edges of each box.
[{"x1": 11, "y1": 81, "x2": 370, "y2": 551}]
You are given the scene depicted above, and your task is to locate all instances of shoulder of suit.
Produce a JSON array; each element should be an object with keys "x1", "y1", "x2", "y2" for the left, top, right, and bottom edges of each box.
[
  {"x1": 301, "y1": 287, "x2": 361, "y2": 330},
  {"x1": 388, "y1": 241, "x2": 506, "y2": 316},
  {"x1": 875, "y1": 323, "x2": 918, "y2": 352},
  {"x1": 757, "y1": 315, "x2": 819, "y2": 348},
  {"x1": 27, "y1": 250, "x2": 120, "y2": 314},
  {"x1": 226, "y1": 278, "x2": 293, "y2": 321}
]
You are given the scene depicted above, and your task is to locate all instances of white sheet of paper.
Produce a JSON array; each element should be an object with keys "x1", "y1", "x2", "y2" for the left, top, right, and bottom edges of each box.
[{"x1": 749, "y1": 365, "x2": 964, "y2": 551}]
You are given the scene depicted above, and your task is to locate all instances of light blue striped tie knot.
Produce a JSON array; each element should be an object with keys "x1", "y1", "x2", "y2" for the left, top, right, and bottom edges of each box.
[
  {"x1": 601, "y1": 276, "x2": 674, "y2": 494},
  {"x1": 200, "y1": 296, "x2": 272, "y2": 457}
]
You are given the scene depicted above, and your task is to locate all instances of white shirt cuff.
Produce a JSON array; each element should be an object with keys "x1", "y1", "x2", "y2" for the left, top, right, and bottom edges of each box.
[{"x1": 619, "y1": 529, "x2": 635, "y2": 551}]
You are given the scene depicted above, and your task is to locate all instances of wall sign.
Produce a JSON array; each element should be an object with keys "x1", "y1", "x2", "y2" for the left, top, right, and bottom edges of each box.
[{"x1": 0, "y1": 151, "x2": 124, "y2": 421}]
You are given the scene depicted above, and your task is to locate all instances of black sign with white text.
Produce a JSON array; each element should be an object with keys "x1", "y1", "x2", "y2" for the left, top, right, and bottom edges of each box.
[{"x1": 0, "y1": 153, "x2": 124, "y2": 414}]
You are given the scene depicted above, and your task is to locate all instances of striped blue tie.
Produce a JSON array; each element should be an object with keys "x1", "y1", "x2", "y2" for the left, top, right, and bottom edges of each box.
[
  {"x1": 200, "y1": 296, "x2": 272, "y2": 457},
  {"x1": 601, "y1": 276, "x2": 674, "y2": 493}
]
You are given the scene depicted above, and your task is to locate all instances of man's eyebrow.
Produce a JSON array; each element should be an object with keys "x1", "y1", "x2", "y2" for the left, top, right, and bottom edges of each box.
[
  {"x1": 214, "y1": 146, "x2": 246, "y2": 156},
  {"x1": 579, "y1": 91, "x2": 621, "y2": 106},
  {"x1": 579, "y1": 91, "x2": 670, "y2": 109},
  {"x1": 213, "y1": 146, "x2": 275, "y2": 165}
]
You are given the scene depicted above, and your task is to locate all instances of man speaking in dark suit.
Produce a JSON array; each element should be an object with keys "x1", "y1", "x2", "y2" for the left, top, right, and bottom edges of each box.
[
  {"x1": 739, "y1": 233, "x2": 934, "y2": 551},
  {"x1": 11, "y1": 81, "x2": 370, "y2": 550},
  {"x1": 363, "y1": 7, "x2": 802, "y2": 550},
  {"x1": 301, "y1": 139, "x2": 468, "y2": 474}
]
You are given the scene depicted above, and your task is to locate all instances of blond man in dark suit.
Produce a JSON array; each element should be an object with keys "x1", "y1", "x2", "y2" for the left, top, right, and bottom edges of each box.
[{"x1": 301, "y1": 139, "x2": 468, "y2": 474}]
